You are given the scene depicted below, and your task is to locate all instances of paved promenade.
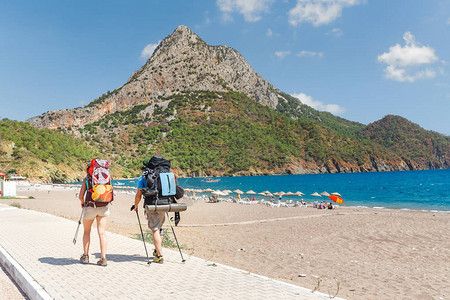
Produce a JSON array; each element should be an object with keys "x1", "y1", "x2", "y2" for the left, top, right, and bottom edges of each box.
[{"x1": 0, "y1": 203, "x2": 342, "y2": 300}]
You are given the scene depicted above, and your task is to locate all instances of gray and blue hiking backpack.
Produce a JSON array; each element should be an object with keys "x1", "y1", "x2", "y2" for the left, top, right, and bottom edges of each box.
[
  {"x1": 141, "y1": 156, "x2": 183, "y2": 206},
  {"x1": 141, "y1": 156, "x2": 184, "y2": 225}
]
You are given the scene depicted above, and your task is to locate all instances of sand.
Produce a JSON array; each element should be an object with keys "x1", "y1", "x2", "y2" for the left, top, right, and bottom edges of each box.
[
  {"x1": 0, "y1": 264, "x2": 27, "y2": 300},
  {"x1": 1, "y1": 184, "x2": 449, "y2": 300}
]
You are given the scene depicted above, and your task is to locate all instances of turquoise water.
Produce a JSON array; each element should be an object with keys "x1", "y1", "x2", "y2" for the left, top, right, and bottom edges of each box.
[{"x1": 112, "y1": 169, "x2": 450, "y2": 211}]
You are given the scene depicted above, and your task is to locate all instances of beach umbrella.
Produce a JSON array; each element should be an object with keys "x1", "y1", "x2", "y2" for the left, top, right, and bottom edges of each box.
[
  {"x1": 311, "y1": 192, "x2": 321, "y2": 197},
  {"x1": 246, "y1": 190, "x2": 256, "y2": 194},
  {"x1": 258, "y1": 192, "x2": 267, "y2": 196},
  {"x1": 213, "y1": 190, "x2": 226, "y2": 196},
  {"x1": 203, "y1": 188, "x2": 214, "y2": 193},
  {"x1": 331, "y1": 192, "x2": 342, "y2": 196},
  {"x1": 294, "y1": 191, "x2": 304, "y2": 196},
  {"x1": 261, "y1": 190, "x2": 270, "y2": 194},
  {"x1": 233, "y1": 189, "x2": 244, "y2": 194},
  {"x1": 320, "y1": 191, "x2": 330, "y2": 196},
  {"x1": 284, "y1": 191, "x2": 295, "y2": 196},
  {"x1": 329, "y1": 195, "x2": 344, "y2": 204},
  {"x1": 273, "y1": 191, "x2": 285, "y2": 197},
  {"x1": 223, "y1": 189, "x2": 232, "y2": 194}
]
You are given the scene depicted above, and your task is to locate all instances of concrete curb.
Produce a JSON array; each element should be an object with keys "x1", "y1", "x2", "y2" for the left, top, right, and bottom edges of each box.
[{"x1": 0, "y1": 243, "x2": 52, "y2": 300}]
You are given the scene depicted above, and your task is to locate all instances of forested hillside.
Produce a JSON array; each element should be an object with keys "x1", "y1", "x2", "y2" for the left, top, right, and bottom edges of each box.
[
  {"x1": 0, "y1": 119, "x2": 101, "y2": 182},
  {"x1": 66, "y1": 91, "x2": 434, "y2": 177},
  {"x1": 365, "y1": 115, "x2": 450, "y2": 168},
  {"x1": 4, "y1": 91, "x2": 449, "y2": 182}
]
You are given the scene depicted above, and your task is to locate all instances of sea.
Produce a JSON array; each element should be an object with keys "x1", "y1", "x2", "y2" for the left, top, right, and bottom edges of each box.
[{"x1": 111, "y1": 169, "x2": 450, "y2": 212}]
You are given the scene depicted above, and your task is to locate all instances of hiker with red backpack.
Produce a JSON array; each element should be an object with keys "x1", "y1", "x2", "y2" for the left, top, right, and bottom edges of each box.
[{"x1": 78, "y1": 159, "x2": 114, "y2": 266}]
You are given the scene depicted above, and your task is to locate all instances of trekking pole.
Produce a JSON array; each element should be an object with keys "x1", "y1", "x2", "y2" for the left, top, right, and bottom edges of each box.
[
  {"x1": 166, "y1": 212, "x2": 185, "y2": 263},
  {"x1": 73, "y1": 203, "x2": 86, "y2": 245},
  {"x1": 131, "y1": 205, "x2": 151, "y2": 264}
]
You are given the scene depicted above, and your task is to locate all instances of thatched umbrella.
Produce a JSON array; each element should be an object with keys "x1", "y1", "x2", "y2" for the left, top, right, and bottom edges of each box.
[
  {"x1": 212, "y1": 190, "x2": 226, "y2": 196},
  {"x1": 320, "y1": 191, "x2": 330, "y2": 196}
]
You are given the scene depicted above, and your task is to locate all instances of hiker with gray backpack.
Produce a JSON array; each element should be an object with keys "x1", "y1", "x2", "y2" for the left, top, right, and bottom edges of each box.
[{"x1": 133, "y1": 156, "x2": 185, "y2": 264}]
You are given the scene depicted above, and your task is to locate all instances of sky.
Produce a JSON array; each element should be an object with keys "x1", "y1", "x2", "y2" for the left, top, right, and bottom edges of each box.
[{"x1": 0, "y1": 0, "x2": 449, "y2": 135}]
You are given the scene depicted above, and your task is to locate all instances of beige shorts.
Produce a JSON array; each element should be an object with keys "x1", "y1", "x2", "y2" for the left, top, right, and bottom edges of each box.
[
  {"x1": 145, "y1": 211, "x2": 165, "y2": 231},
  {"x1": 83, "y1": 206, "x2": 110, "y2": 220}
]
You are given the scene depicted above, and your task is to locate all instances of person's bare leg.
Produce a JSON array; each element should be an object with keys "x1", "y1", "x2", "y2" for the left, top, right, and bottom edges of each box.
[
  {"x1": 83, "y1": 219, "x2": 94, "y2": 255},
  {"x1": 153, "y1": 229, "x2": 162, "y2": 256},
  {"x1": 96, "y1": 216, "x2": 108, "y2": 259}
]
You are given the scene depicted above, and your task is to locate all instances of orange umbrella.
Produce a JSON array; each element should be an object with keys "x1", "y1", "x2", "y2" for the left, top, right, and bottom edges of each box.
[{"x1": 329, "y1": 195, "x2": 344, "y2": 204}]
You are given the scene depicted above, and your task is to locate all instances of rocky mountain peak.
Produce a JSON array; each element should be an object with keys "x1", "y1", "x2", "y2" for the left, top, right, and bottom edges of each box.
[
  {"x1": 149, "y1": 25, "x2": 203, "y2": 60},
  {"x1": 27, "y1": 25, "x2": 289, "y2": 129}
]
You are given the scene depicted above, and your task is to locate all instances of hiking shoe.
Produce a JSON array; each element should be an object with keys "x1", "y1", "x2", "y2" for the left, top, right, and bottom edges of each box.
[
  {"x1": 153, "y1": 255, "x2": 164, "y2": 264},
  {"x1": 97, "y1": 258, "x2": 107, "y2": 266},
  {"x1": 153, "y1": 249, "x2": 158, "y2": 257},
  {"x1": 80, "y1": 254, "x2": 89, "y2": 264}
]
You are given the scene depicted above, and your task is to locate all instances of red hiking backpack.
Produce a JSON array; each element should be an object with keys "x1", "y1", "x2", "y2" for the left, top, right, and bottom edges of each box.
[{"x1": 87, "y1": 159, "x2": 113, "y2": 203}]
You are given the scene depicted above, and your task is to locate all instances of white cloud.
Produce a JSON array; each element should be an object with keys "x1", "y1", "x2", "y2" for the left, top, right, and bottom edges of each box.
[
  {"x1": 292, "y1": 92, "x2": 346, "y2": 115},
  {"x1": 217, "y1": 0, "x2": 273, "y2": 22},
  {"x1": 436, "y1": 82, "x2": 450, "y2": 88},
  {"x1": 275, "y1": 50, "x2": 291, "y2": 58},
  {"x1": 288, "y1": 0, "x2": 362, "y2": 26},
  {"x1": 297, "y1": 50, "x2": 324, "y2": 57},
  {"x1": 141, "y1": 41, "x2": 160, "y2": 59},
  {"x1": 378, "y1": 32, "x2": 439, "y2": 82},
  {"x1": 267, "y1": 28, "x2": 273, "y2": 37},
  {"x1": 327, "y1": 27, "x2": 343, "y2": 37}
]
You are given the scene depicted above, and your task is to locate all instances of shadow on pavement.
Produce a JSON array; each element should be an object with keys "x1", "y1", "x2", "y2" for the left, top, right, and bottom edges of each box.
[
  {"x1": 38, "y1": 257, "x2": 80, "y2": 265},
  {"x1": 39, "y1": 253, "x2": 149, "y2": 265},
  {"x1": 91, "y1": 253, "x2": 150, "y2": 262}
]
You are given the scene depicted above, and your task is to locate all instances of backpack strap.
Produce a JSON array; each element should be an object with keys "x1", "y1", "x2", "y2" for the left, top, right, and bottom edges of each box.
[{"x1": 84, "y1": 176, "x2": 95, "y2": 208}]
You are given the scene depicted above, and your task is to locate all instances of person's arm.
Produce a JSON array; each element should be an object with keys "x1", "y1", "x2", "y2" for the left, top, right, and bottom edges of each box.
[
  {"x1": 134, "y1": 189, "x2": 142, "y2": 211},
  {"x1": 79, "y1": 180, "x2": 86, "y2": 207}
]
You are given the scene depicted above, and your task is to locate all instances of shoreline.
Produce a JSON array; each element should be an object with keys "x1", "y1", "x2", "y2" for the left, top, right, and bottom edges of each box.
[{"x1": 13, "y1": 181, "x2": 450, "y2": 213}]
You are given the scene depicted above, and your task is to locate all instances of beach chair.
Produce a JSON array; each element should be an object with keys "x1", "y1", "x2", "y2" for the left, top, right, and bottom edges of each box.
[{"x1": 270, "y1": 201, "x2": 280, "y2": 208}]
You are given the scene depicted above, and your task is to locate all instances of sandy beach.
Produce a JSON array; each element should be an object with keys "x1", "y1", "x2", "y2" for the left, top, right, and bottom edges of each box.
[{"x1": 1, "y1": 184, "x2": 449, "y2": 300}]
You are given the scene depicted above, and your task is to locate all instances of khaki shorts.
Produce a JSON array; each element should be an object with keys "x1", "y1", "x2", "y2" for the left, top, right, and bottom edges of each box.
[
  {"x1": 145, "y1": 211, "x2": 165, "y2": 231},
  {"x1": 83, "y1": 206, "x2": 110, "y2": 220}
]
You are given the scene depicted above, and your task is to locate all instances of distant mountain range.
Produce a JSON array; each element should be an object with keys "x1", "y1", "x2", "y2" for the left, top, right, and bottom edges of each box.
[{"x1": 1, "y1": 25, "x2": 448, "y2": 182}]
